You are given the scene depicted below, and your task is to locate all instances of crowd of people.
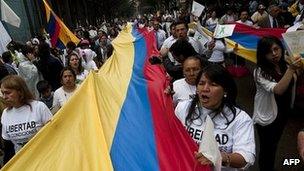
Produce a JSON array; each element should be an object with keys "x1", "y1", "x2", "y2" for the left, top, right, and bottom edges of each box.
[{"x1": 1, "y1": 0, "x2": 304, "y2": 170}]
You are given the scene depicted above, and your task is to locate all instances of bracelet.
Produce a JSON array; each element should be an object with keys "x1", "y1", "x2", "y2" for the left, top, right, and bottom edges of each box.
[
  {"x1": 222, "y1": 152, "x2": 231, "y2": 167},
  {"x1": 226, "y1": 153, "x2": 231, "y2": 167}
]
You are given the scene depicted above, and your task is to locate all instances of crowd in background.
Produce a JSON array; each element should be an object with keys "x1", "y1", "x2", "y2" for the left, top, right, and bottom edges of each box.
[{"x1": 1, "y1": 0, "x2": 304, "y2": 170}]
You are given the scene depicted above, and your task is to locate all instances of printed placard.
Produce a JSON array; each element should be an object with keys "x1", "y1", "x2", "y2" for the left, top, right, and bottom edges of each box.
[{"x1": 213, "y1": 24, "x2": 236, "y2": 39}]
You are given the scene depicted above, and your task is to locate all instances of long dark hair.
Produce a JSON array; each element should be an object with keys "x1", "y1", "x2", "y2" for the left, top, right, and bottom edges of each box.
[
  {"x1": 67, "y1": 51, "x2": 84, "y2": 74},
  {"x1": 256, "y1": 36, "x2": 287, "y2": 80},
  {"x1": 186, "y1": 64, "x2": 237, "y2": 128}
]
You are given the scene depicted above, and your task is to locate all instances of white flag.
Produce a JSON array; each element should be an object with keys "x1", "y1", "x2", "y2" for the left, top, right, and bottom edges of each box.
[
  {"x1": 191, "y1": 1, "x2": 205, "y2": 17},
  {"x1": 0, "y1": 21, "x2": 11, "y2": 55},
  {"x1": 213, "y1": 24, "x2": 235, "y2": 39},
  {"x1": 199, "y1": 115, "x2": 222, "y2": 171},
  {"x1": 1, "y1": 0, "x2": 21, "y2": 28}
]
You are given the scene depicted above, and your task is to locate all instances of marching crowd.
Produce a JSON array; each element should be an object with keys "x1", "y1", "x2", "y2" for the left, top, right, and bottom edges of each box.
[{"x1": 1, "y1": 0, "x2": 304, "y2": 170}]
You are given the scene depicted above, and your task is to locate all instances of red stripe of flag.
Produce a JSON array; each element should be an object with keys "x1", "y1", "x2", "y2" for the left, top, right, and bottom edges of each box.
[{"x1": 143, "y1": 29, "x2": 211, "y2": 171}]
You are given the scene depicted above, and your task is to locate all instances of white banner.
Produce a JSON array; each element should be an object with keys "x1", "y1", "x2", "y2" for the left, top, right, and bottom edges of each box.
[
  {"x1": 1, "y1": 0, "x2": 20, "y2": 28},
  {"x1": 0, "y1": 21, "x2": 12, "y2": 55}
]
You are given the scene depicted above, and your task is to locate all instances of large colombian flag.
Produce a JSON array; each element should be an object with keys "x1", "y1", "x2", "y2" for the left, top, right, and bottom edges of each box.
[
  {"x1": 226, "y1": 23, "x2": 287, "y2": 63},
  {"x1": 43, "y1": 0, "x2": 80, "y2": 48},
  {"x1": 197, "y1": 23, "x2": 287, "y2": 63},
  {"x1": 1, "y1": 24, "x2": 211, "y2": 171}
]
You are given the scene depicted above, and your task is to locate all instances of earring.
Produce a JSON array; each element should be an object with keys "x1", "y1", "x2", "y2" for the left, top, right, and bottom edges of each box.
[{"x1": 224, "y1": 93, "x2": 227, "y2": 98}]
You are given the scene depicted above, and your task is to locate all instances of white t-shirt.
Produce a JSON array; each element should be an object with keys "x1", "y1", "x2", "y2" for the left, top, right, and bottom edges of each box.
[
  {"x1": 175, "y1": 100, "x2": 255, "y2": 170},
  {"x1": 161, "y1": 36, "x2": 202, "y2": 64},
  {"x1": 52, "y1": 85, "x2": 78, "y2": 109},
  {"x1": 236, "y1": 20, "x2": 253, "y2": 26},
  {"x1": 1, "y1": 101, "x2": 52, "y2": 152},
  {"x1": 252, "y1": 68, "x2": 277, "y2": 126},
  {"x1": 161, "y1": 35, "x2": 176, "y2": 50},
  {"x1": 173, "y1": 78, "x2": 196, "y2": 105},
  {"x1": 206, "y1": 18, "x2": 219, "y2": 32},
  {"x1": 208, "y1": 40, "x2": 233, "y2": 63},
  {"x1": 155, "y1": 29, "x2": 167, "y2": 50},
  {"x1": 161, "y1": 36, "x2": 177, "y2": 64},
  {"x1": 76, "y1": 70, "x2": 89, "y2": 84}
]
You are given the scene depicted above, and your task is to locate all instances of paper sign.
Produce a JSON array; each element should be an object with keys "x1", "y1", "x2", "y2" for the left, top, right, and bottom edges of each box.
[
  {"x1": 191, "y1": 1, "x2": 205, "y2": 17},
  {"x1": 199, "y1": 115, "x2": 222, "y2": 171},
  {"x1": 194, "y1": 31, "x2": 211, "y2": 48},
  {"x1": 213, "y1": 24, "x2": 236, "y2": 39},
  {"x1": 282, "y1": 30, "x2": 304, "y2": 57}
]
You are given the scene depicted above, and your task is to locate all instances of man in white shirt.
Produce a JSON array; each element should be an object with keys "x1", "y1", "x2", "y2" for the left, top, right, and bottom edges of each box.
[
  {"x1": 160, "y1": 22, "x2": 177, "y2": 58},
  {"x1": 173, "y1": 56, "x2": 202, "y2": 106},
  {"x1": 236, "y1": 10, "x2": 253, "y2": 26},
  {"x1": 160, "y1": 21, "x2": 203, "y2": 61}
]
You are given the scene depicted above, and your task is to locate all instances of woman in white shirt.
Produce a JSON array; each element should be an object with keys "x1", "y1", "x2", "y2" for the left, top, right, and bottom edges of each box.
[
  {"x1": 173, "y1": 56, "x2": 202, "y2": 106},
  {"x1": 253, "y1": 36, "x2": 302, "y2": 170},
  {"x1": 175, "y1": 65, "x2": 255, "y2": 170},
  {"x1": 52, "y1": 67, "x2": 78, "y2": 113},
  {"x1": 207, "y1": 38, "x2": 237, "y2": 66},
  {"x1": 1, "y1": 75, "x2": 52, "y2": 153},
  {"x1": 67, "y1": 51, "x2": 89, "y2": 84},
  {"x1": 205, "y1": 11, "x2": 218, "y2": 32}
]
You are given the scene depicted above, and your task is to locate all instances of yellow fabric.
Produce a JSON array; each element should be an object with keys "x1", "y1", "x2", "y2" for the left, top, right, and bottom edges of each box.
[
  {"x1": 96, "y1": 24, "x2": 135, "y2": 147},
  {"x1": 57, "y1": 21, "x2": 80, "y2": 46},
  {"x1": 1, "y1": 24, "x2": 135, "y2": 171},
  {"x1": 225, "y1": 38, "x2": 257, "y2": 63},
  {"x1": 43, "y1": 0, "x2": 51, "y2": 23}
]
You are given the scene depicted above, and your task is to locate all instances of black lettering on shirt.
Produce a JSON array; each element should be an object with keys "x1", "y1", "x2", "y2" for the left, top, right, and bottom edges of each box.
[
  {"x1": 187, "y1": 127, "x2": 194, "y2": 137},
  {"x1": 186, "y1": 126, "x2": 203, "y2": 142},
  {"x1": 215, "y1": 134, "x2": 229, "y2": 145},
  {"x1": 222, "y1": 134, "x2": 228, "y2": 145},
  {"x1": 215, "y1": 134, "x2": 220, "y2": 144},
  {"x1": 194, "y1": 129, "x2": 202, "y2": 140},
  {"x1": 6, "y1": 121, "x2": 37, "y2": 133}
]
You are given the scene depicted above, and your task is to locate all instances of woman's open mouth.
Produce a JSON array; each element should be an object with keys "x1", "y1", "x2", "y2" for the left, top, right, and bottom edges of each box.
[{"x1": 200, "y1": 95, "x2": 209, "y2": 102}]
